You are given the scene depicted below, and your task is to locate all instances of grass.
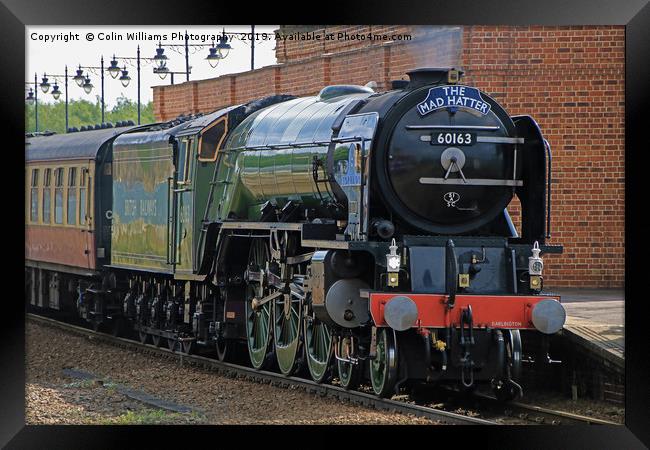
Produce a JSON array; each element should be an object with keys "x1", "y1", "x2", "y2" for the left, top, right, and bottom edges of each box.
[
  {"x1": 63, "y1": 379, "x2": 100, "y2": 389},
  {"x1": 60, "y1": 376, "x2": 205, "y2": 425},
  {"x1": 103, "y1": 381, "x2": 118, "y2": 390},
  {"x1": 63, "y1": 379, "x2": 118, "y2": 390},
  {"x1": 101, "y1": 409, "x2": 205, "y2": 425}
]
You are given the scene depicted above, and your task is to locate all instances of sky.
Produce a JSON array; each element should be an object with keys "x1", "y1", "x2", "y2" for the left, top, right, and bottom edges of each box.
[{"x1": 26, "y1": 25, "x2": 279, "y2": 108}]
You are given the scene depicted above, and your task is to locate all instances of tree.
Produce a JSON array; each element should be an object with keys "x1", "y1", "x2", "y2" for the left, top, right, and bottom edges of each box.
[
  {"x1": 106, "y1": 96, "x2": 155, "y2": 125},
  {"x1": 25, "y1": 95, "x2": 155, "y2": 134}
]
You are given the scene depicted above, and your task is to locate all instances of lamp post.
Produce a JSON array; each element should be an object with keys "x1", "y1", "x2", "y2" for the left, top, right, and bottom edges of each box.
[
  {"x1": 25, "y1": 73, "x2": 38, "y2": 132},
  {"x1": 73, "y1": 56, "x2": 134, "y2": 123},
  {"x1": 42, "y1": 67, "x2": 70, "y2": 132},
  {"x1": 148, "y1": 25, "x2": 269, "y2": 85},
  {"x1": 108, "y1": 46, "x2": 157, "y2": 125},
  {"x1": 152, "y1": 38, "x2": 191, "y2": 83},
  {"x1": 72, "y1": 61, "x2": 105, "y2": 122},
  {"x1": 251, "y1": 25, "x2": 255, "y2": 70},
  {"x1": 153, "y1": 65, "x2": 192, "y2": 86},
  {"x1": 152, "y1": 28, "x2": 233, "y2": 83},
  {"x1": 185, "y1": 32, "x2": 190, "y2": 83}
]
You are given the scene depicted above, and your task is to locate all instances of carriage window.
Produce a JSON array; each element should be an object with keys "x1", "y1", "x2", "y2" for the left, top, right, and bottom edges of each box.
[
  {"x1": 198, "y1": 116, "x2": 228, "y2": 162},
  {"x1": 30, "y1": 169, "x2": 39, "y2": 222},
  {"x1": 67, "y1": 167, "x2": 77, "y2": 225},
  {"x1": 79, "y1": 169, "x2": 87, "y2": 225},
  {"x1": 177, "y1": 139, "x2": 188, "y2": 182},
  {"x1": 54, "y1": 168, "x2": 64, "y2": 224},
  {"x1": 185, "y1": 139, "x2": 193, "y2": 180},
  {"x1": 42, "y1": 168, "x2": 51, "y2": 224}
]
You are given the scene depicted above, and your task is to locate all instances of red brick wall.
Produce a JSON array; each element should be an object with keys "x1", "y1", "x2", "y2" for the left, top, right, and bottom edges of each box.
[
  {"x1": 275, "y1": 25, "x2": 416, "y2": 63},
  {"x1": 152, "y1": 25, "x2": 625, "y2": 288},
  {"x1": 459, "y1": 26, "x2": 625, "y2": 287}
]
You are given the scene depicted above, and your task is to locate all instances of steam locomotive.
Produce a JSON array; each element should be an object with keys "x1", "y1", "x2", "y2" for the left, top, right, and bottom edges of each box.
[{"x1": 26, "y1": 67, "x2": 565, "y2": 400}]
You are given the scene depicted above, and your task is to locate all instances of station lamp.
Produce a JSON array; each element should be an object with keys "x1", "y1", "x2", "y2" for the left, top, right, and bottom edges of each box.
[
  {"x1": 205, "y1": 44, "x2": 222, "y2": 68},
  {"x1": 73, "y1": 66, "x2": 85, "y2": 87},
  {"x1": 39, "y1": 74, "x2": 50, "y2": 93},
  {"x1": 82, "y1": 75, "x2": 94, "y2": 94},
  {"x1": 153, "y1": 43, "x2": 168, "y2": 69},
  {"x1": 119, "y1": 67, "x2": 131, "y2": 87},
  {"x1": 154, "y1": 63, "x2": 169, "y2": 80},
  {"x1": 216, "y1": 30, "x2": 232, "y2": 58},
  {"x1": 51, "y1": 83, "x2": 61, "y2": 100},
  {"x1": 107, "y1": 56, "x2": 121, "y2": 79},
  {"x1": 25, "y1": 88, "x2": 35, "y2": 105}
]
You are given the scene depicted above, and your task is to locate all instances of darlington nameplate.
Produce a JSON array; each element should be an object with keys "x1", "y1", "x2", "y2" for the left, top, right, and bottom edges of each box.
[{"x1": 416, "y1": 85, "x2": 491, "y2": 116}]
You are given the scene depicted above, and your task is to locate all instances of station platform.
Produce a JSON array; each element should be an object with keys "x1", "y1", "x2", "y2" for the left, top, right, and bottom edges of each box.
[{"x1": 555, "y1": 288, "x2": 624, "y2": 371}]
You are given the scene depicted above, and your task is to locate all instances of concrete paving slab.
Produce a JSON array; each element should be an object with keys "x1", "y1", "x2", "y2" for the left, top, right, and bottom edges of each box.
[
  {"x1": 563, "y1": 301, "x2": 624, "y2": 328},
  {"x1": 549, "y1": 289, "x2": 625, "y2": 368},
  {"x1": 553, "y1": 288, "x2": 624, "y2": 303}
]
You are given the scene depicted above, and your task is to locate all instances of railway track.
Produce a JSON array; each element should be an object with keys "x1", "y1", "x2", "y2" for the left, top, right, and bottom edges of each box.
[
  {"x1": 411, "y1": 387, "x2": 620, "y2": 425},
  {"x1": 475, "y1": 393, "x2": 620, "y2": 425},
  {"x1": 26, "y1": 313, "x2": 618, "y2": 426}
]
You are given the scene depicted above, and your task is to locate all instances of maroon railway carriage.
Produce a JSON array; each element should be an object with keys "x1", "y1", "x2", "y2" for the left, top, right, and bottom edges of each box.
[{"x1": 25, "y1": 126, "x2": 135, "y2": 309}]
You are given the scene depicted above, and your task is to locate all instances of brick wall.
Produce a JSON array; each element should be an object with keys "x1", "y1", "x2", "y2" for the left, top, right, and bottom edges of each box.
[
  {"x1": 152, "y1": 25, "x2": 625, "y2": 288},
  {"x1": 275, "y1": 25, "x2": 417, "y2": 64},
  {"x1": 459, "y1": 26, "x2": 625, "y2": 287}
]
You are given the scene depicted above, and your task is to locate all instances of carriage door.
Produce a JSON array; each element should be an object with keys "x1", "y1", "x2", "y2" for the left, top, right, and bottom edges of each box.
[
  {"x1": 80, "y1": 164, "x2": 93, "y2": 270},
  {"x1": 173, "y1": 136, "x2": 194, "y2": 271}
]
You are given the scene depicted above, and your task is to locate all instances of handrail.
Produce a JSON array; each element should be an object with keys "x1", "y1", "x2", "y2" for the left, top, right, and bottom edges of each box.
[
  {"x1": 166, "y1": 177, "x2": 174, "y2": 265},
  {"x1": 543, "y1": 139, "x2": 552, "y2": 239}
]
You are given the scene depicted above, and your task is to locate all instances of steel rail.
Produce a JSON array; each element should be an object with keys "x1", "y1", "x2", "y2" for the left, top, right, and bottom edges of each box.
[
  {"x1": 27, "y1": 313, "x2": 618, "y2": 426},
  {"x1": 413, "y1": 385, "x2": 621, "y2": 426},
  {"x1": 27, "y1": 313, "x2": 492, "y2": 425},
  {"x1": 473, "y1": 393, "x2": 620, "y2": 425}
]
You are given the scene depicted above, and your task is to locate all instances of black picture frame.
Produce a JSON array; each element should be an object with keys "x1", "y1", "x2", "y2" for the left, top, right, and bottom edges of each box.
[{"x1": 3, "y1": 0, "x2": 648, "y2": 447}]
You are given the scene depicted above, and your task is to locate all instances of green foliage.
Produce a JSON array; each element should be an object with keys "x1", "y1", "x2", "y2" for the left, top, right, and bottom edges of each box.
[
  {"x1": 63, "y1": 379, "x2": 99, "y2": 389},
  {"x1": 25, "y1": 95, "x2": 155, "y2": 134},
  {"x1": 101, "y1": 409, "x2": 205, "y2": 425}
]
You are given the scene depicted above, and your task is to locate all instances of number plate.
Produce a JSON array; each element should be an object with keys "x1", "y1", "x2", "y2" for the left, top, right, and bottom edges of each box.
[{"x1": 431, "y1": 132, "x2": 476, "y2": 146}]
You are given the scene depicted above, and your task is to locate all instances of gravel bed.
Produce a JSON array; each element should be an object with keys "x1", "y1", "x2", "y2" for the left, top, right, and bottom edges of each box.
[
  {"x1": 26, "y1": 321, "x2": 437, "y2": 425},
  {"x1": 26, "y1": 382, "x2": 204, "y2": 425},
  {"x1": 408, "y1": 383, "x2": 624, "y2": 425},
  {"x1": 517, "y1": 391, "x2": 624, "y2": 424}
]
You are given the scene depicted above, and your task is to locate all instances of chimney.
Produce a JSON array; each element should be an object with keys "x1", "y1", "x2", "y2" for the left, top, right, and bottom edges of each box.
[{"x1": 406, "y1": 67, "x2": 464, "y2": 90}]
